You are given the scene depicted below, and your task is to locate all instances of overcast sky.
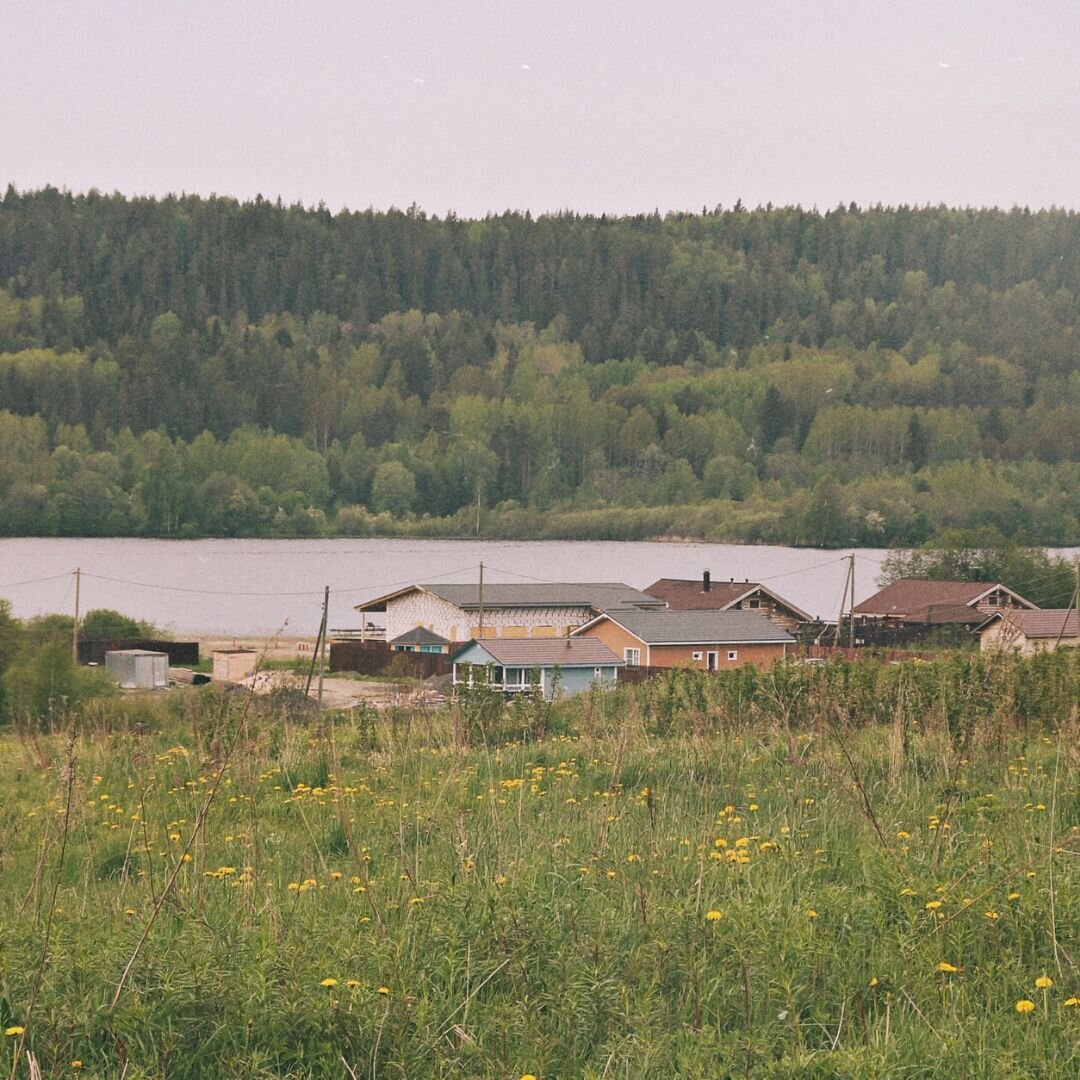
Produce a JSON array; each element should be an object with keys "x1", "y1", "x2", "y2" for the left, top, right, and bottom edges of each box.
[{"x1": 3, "y1": 1, "x2": 1077, "y2": 217}]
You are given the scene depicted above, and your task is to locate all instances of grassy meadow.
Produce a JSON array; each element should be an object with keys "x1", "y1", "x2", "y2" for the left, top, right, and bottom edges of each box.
[{"x1": 2, "y1": 654, "x2": 1080, "y2": 1078}]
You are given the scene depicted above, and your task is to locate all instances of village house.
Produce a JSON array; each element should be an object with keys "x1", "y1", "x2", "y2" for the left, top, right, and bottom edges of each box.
[
  {"x1": 388, "y1": 627, "x2": 453, "y2": 654},
  {"x1": 571, "y1": 609, "x2": 794, "y2": 670},
  {"x1": 644, "y1": 571, "x2": 809, "y2": 632},
  {"x1": 978, "y1": 609, "x2": 1079, "y2": 655},
  {"x1": 355, "y1": 582, "x2": 665, "y2": 645},
  {"x1": 451, "y1": 636, "x2": 623, "y2": 699},
  {"x1": 854, "y1": 579, "x2": 1038, "y2": 627}
]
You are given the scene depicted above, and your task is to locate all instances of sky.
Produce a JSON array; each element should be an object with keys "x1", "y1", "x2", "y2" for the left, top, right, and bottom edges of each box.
[{"x1": 3, "y1": 0, "x2": 1078, "y2": 218}]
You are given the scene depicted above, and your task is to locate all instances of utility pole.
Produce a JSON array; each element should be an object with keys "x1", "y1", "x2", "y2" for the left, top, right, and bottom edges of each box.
[
  {"x1": 304, "y1": 585, "x2": 330, "y2": 704},
  {"x1": 477, "y1": 561, "x2": 485, "y2": 641},
  {"x1": 317, "y1": 585, "x2": 329, "y2": 708},
  {"x1": 72, "y1": 566, "x2": 81, "y2": 663},
  {"x1": 849, "y1": 553, "x2": 856, "y2": 650}
]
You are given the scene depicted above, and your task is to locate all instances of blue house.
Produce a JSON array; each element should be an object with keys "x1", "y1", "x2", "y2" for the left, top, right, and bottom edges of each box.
[{"x1": 452, "y1": 637, "x2": 623, "y2": 699}]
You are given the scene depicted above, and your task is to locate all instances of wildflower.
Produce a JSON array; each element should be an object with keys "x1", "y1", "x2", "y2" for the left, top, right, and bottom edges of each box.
[
  {"x1": 1007, "y1": 891, "x2": 1021, "y2": 901},
  {"x1": 925, "y1": 900, "x2": 943, "y2": 911},
  {"x1": 346, "y1": 979, "x2": 361, "y2": 988},
  {"x1": 806, "y1": 909, "x2": 818, "y2": 919},
  {"x1": 985, "y1": 910, "x2": 1000, "y2": 920},
  {"x1": 936, "y1": 962, "x2": 960, "y2": 973},
  {"x1": 626, "y1": 853, "x2": 641, "y2": 863},
  {"x1": 377, "y1": 986, "x2": 390, "y2": 996},
  {"x1": 1015, "y1": 999, "x2": 1036, "y2": 1014},
  {"x1": 320, "y1": 978, "x2": 338, "y2": 988},
  {"x1": 1064, "y1": 997, "x2": 1080, "y2": 1007},
  {"x1": 869, "y1": 977, "x2": 879, "y2": 987},
  {"x1": 5, "y1": 1027, "x2": 25, "y2": 1036},
  {"x1": 705, "y1": 910, "x2": 723, "y2": 921},
  {"x1": 409, "y1": 897, "x2": 424, "y2": 905},
  {"x1": 1036, "y1": 976, "x2": 1054, "y2": 989},
  {"x1": 71, "y1": 1062, "x2": 83, "y2": 1070},
  {"x1": 521, "y1": 1074, "x2": 539, "y2": 1080}
]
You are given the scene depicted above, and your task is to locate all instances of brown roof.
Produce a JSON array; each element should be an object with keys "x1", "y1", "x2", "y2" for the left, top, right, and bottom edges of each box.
[
  {"x1": 457, "y1": 637, "x2": 623, "y2": 666},
  {"x1": 900, "y1": 604, "x2": 986, "y2": 626},
  {"x1": 854, "y1": 579, "x2": 1034, "y2": 617},
  {"x1": 644, "y1": 579, "x2": 810, "y2": 621},
  {"x1": 986, "y1": 610, "x2": 1079, "y2": 640}
]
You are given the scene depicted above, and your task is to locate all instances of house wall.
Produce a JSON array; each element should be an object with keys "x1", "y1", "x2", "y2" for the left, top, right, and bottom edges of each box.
[
  {"x1": 980, "y1": 620, "x2": 1079, "y2": 656},
  {"x1": 974, "y1": 588, "x2": 1031, "y2": 614},
  {"x1": 729, "y1": 595, "x2": 802, "y2": 633},
  {"x1": 582, "y1": 620, "x2": 648, "y2": 663},
  {"x1": 582, "y1": 619, "x2": 787, "y2": 669},
  {"x1": 386, "y1": 592, "x2": 593, "y2": 642},
  {"x1": 648, "y1": 642, "x2": 787, "y2": 669}
]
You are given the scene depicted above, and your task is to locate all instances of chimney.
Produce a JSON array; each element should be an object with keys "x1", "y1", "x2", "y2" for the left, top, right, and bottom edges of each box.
[{"x1": 703, "y1": 569, "x2": 711, "y2": 593}]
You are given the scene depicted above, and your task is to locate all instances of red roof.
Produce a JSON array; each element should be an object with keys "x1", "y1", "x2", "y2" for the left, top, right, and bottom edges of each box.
[
  {"x1": 459, "y1": 637, "x2": 623, "y2": 666},
  {"x1": 644, "y1": 579, "x2": 809, "y2": 620},
  {"x1": 854, "y1": 579, "x2": 1033, "y2": 618}
]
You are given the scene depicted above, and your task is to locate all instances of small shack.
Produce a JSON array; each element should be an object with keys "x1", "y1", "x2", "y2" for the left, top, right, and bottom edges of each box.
[
  {"x1": 105, "y1": 649, "x2": 169, "y2": 690},
  {"x1": 213, "y1": 649, "x2": 257, "y2": 682}
]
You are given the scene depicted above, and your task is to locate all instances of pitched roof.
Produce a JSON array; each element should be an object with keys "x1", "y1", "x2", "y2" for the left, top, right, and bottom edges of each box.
[
  {"x1": 357, "y1": 582, "x2": 664, "y2": 614},
  {"x1": 576, "y1": 609, "x2": 795, "y2": 645},
  {"x1": 455, "y1": 636, "x2": 623, "y2": 667},
  {"x1": 388, "y1": 627, "x2": 450, "y2": 646},
  {"x1": 854, "y1": 579, "x2": 1036, "y2": 617},
  {"x1": 981, "y1": 609, "x2": 1079, "y2": 640},
  {"x1": 645, "y1": 578, "x2": 810, "y2": 620}
]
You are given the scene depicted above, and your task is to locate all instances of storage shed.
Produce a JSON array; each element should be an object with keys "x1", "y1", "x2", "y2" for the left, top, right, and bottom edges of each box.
[{"x1": 105, "y1": 649, "x2": 169, "y2": 690}]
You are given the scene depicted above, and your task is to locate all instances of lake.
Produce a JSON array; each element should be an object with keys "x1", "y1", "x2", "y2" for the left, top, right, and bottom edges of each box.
[{"x1": 0, "y1": 537, "x2": 900, "y2": 637}]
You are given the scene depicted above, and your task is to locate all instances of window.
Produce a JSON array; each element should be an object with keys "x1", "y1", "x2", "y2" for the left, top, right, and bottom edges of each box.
[
  {"x1": 692, "y1": 651, "x2": 703, "y2": 661},
  {"x1": 747, "y1": 598, "x2": 760, "y2": 609},
  {"x1": 727, "y1": 650, "x2": 738, "y2": 661},
  {"x1": 624, "y1": 647, "x2": 641, "y2": 666}
]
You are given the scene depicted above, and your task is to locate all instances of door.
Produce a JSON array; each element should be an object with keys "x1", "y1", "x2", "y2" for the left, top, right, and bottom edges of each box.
[{"x1": 707, "y1": 651, "x2": 718, "y2": 671}]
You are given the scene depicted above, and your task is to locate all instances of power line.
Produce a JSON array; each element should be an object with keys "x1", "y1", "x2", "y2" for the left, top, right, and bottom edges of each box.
[{"x1": 0, "y1": 572, "x2": 75, "y2": 590}]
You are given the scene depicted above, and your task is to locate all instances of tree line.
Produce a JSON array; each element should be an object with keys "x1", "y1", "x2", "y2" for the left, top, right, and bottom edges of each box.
[{"x1": 1, "y1": 188, "x2": 1078, "y2": 545}]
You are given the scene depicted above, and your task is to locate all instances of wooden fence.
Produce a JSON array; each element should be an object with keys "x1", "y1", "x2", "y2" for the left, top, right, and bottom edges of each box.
[{"x1": 328, "y1": 640, "x2": 456, "y2": 679}]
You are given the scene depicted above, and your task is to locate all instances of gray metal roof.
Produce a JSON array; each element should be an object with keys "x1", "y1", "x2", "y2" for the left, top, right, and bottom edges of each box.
[
  {"x1": 388, "y1": 627, "x2": 451, "y2": 646},
  {"x1": 455, "y1": 636, "x2": 623, "y2": 667},
  {"x1": 582, "y1": 609, "x2": 795, "y2": 645},
  {"x1": 417, "y1": 582, "x2": 663, "y2": 611}
]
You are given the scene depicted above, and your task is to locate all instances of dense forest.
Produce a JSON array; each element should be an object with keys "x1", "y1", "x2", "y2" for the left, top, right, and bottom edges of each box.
[{"x1": 1, "y1": 186, "x2": 1079, "y2": 545}]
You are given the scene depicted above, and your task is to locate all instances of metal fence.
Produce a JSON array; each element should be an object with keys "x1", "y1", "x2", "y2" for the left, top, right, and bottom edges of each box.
[{"x1": 78, "y1": 639, "x2": 200, "y2": 666}]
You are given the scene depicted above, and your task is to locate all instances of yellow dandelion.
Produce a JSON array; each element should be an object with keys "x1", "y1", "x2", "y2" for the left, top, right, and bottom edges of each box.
[
  {"x1": 320, "y1": 978, "x2": 338, "y2": 988},
  {"x1": 936, "y1": 962, "x2": 960, "y2": 973},
  {"x1": 925, "y1": 900, "x2": 943, "y2": 911},
  {"x1": 985, "y1": 910, "x2": 1000, "y2": 921},
  {"x1": 346, "y1": 979, "x2": 361, "y2": 988},
  {"x1": 869, "y1": 977, "x2": 879, "y2": 987},
  {"x1": 705, "y1": 910, "x2": 723, "y2": 921},
  {"x1": 806, "y1": 908, "x2": 818, "y2": 919},
  {"x1": 1007, "y1": 891, "x2": 1021, "y2": 901},
  {"x1": 521, "y1": 1074, "x2": 539, "y2": 1080},
  {"x1": 1015, "y1": 999, "x2": 1036, "y2": 1014},
  {"x1": 1036, "y1": 975, "x2": 1054, "y2": 989},
  {"x1": 71, "y1": 1062, "x2": 83, "y2": 1070},
  {"x1": 377, "y1": 986, "x2": 391, "y2": 996},
  {"x1": 1064, "y1": 997, "x2": 1080, "y2": 1007},
  {"x1": 4, "y1": 1027, "x2": 25, "y2": 1037}
]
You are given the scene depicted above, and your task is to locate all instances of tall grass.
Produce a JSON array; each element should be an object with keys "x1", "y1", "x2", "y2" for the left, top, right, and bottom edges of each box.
[{"x1": 1, "y1": 651, "x2": 1078, "y2": 1077}]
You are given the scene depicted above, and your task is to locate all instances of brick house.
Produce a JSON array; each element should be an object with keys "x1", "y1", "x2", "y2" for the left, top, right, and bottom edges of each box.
[
  {"x1": 571, "y1": 609, "x2": 794, "y2": 670},
  {"x1": 355, "y1": 582, "x2": 664, "y2": 645}
]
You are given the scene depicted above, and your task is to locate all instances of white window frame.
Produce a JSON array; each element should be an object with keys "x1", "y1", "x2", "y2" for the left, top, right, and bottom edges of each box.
[
  {"x1": 624, "y1": 647, "x2": 641, "y2": 666},
  {"x1": 727, "y1": 650, "x2": 739, "y2": 661}
]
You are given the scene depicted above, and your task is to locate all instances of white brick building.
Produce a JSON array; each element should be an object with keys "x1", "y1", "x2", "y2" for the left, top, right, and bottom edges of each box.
[{"x1": 356, "y1": 583, "x2": 665, "y2": 644}]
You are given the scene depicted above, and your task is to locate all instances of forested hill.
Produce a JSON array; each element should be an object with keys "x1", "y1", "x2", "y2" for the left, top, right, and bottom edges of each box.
[{"x1": 1, "y1": 186, "x2": 1079, "y2": 545}]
